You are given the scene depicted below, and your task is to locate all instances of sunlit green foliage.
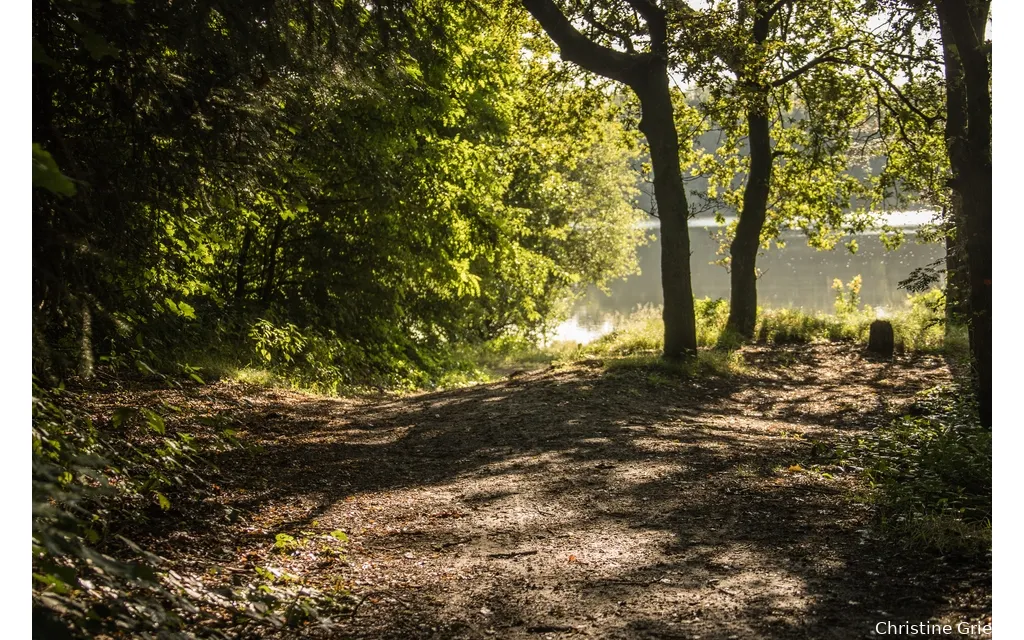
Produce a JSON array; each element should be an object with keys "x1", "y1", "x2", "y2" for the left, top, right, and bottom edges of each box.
[
  {"x1": 32, "y1": 1, "x2": 650, "y2": 634},
  {"x1": 675, "y1": 0, "x2": 901, "y2": 256},
  {"x1": 33, "y1": 0, "x2": 645, "y2": 389}
]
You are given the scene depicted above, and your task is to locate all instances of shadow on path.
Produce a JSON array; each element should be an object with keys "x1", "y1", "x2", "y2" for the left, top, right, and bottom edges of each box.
[{"x1": 112, "y1": 343, "x2": 988, "y2": 639}]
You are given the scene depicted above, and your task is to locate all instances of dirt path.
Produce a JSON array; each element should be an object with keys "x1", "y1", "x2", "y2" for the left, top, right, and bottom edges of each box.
[{"x1": 95, "y1": 343, "x2": 991, "y2": 638}]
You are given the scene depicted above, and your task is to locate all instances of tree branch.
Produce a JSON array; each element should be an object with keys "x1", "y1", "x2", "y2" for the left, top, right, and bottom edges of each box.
[
  {"x1": 770, "y1": 52, "x2": 844, "y2": 87},
  {"x1": 623, "y1": 0, "x2": 667, "y2": 53},
  {"x1": 579, "y1": 0, "x2": 637, "y2": 54},
  {"x1": 858, "y1": 61, "x2": 942, "y2": 125},
  {"x1": 753, "y1": 0, "x2": 794, "y2": 42},
  {"x1": 521, "y1": 0, "x2": 647, "y2": 84},
  {"x1": 761, "y1": 0, "x2": 795, "y2": 25}
]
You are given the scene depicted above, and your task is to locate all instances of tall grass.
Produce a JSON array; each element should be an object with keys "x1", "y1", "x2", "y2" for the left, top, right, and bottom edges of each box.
[{"x1": 582, "y1": 285, "x2": 964, "y2": 359}]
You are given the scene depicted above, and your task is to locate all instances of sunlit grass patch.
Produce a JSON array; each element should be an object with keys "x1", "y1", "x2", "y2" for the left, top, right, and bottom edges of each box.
[
  {"x1": 181, "y1": 287, "x2": 964, "y2": 397},
  {"x1": 886, "y1": 513, "x2": 991, "y2": 558},
  {"x1": 586, "y1": 305, "x2": 664, "y2": 356},
  {"x1": 755, "y1": 307, "x2": 869, "y2": 344},
  {"x1": 584, "y1": 299, "x2": 733, "y2": 357},
  {"x1": 603, "y1": 347, "x2": 746, "y2": 379},
  {"x1": 698, "y1": 348, "x2": 748, "y2": 375},
  {"x1": 230, "y1": 367, "x2": 276, "y2": 386},
  {"x1": 583, "y1": 287, "x2": 963, "y2": 357}
]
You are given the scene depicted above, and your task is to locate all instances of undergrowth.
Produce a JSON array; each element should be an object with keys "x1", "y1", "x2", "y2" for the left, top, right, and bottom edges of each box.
[
  {"x1": 104, "y1": 283, "x2": 962, "y2": 397},
  {"x1": 831, "y1": 384, "x2": 990, "y2": 558},
  {"x1": 32, "y1": 380, "x2": 357, "y2": 638}
]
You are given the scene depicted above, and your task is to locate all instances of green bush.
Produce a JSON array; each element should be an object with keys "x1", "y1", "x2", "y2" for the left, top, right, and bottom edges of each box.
[
  {"x1": 32, "y1": 382, "x2": 354, "y2": 637},
  {"x1": 834, "y1": 384, "x2": 990, "y2": 556},
  {"x1": 170, "y1": 283, "x2": 964, "y2": 397},
  {"x1": 33, "y1": 383, "x2": 203, "y2": 638}
]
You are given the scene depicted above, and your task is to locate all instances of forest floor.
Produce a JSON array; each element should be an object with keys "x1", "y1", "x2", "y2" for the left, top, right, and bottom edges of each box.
[{"x1": 86, "y1": 342, "x2": 991, "y2": 639}]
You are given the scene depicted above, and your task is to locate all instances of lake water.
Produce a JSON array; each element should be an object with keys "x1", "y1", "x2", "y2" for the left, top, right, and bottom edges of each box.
[{"x1": 555, "y1": 212, "x2": 945, "y2": 343}]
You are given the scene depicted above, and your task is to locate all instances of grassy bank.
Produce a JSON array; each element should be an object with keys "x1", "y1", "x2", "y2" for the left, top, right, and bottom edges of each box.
[
  {"x1": 165, "y1": 287, "x2": 964, "y2": 395},
  {"x1": 566, "y1": 287, "x2": 964, "y2": 364}
]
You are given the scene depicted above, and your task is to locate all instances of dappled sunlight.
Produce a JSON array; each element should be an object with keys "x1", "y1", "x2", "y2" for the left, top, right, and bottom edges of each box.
[
  {"x1": 328, "y1": 423, "x2": 416, "y2": 445},
  {"x1": 32, "y1": 0, "x2": 990, "y2": 631},
  {"x1": 76, "y1": 342, "x2": 981, "y2": 638}
]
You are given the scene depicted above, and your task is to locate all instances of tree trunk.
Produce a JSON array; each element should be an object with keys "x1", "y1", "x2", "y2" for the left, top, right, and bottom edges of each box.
[
  {"x1": 961, "y1": 161, "x2": 992, "y2": 427},
  {"x1": 519, "y1": 0, "x2": 698, "y2": 358},
  {"x1": 724, "y1": 3, "x2": 781, "y2": 341},
  {"x1": 234, "y1": 225, "x2": 253, "y2": 301},
  {"x1": 634, "y1": 70, "x2": 699, "y2": 358},
  {"x1": 260, "y1": 217, "x2": 287, "y2": 305},
  {"x1": 77, "y1": 297, "x2": 94, "y2": 379},
  {"x1": 935, "y1": 0, "x2": 991, "y2": 427},
  {"x1": 726, "y1": 92, "x2": 772, "y2": 339},
  {"x1": 944, "y1": 195, "x2": 970, "y2": 322}
]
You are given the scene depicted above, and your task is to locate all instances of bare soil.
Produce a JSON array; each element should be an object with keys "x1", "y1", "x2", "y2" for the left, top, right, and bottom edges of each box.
[{"x1": 87, "y1": 343, "x2": 991, "y2": 639}]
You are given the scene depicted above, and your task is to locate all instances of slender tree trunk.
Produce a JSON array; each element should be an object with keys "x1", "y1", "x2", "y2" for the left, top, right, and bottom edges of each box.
[
  {"x1": 726, "y1": 92, "x2": 772, "y2": 338},
  {"x1": 635, "y1": 69, "x2": 699, "y2": 358},
  {"x1": 235, "y1": 226, "x2": 253, "y2": 301},
  {"x1": 519, "y1": 0, "x2": 698, "y2": 359},
  {"x1": 724, "y1": 3, "x2": 781, "y2": 340},
  {"x1": 77, "y1": 297, "x2": 94, "y2": 379},
  {"x1": 260, "y1": 217, "x2": 287, "y2": 305},
  {"x1": 936, "y1": 0, "x2": 991, "y2": 426}
]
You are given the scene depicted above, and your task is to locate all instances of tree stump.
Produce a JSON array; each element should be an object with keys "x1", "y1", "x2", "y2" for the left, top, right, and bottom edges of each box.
[{"x1": 867, "y1": 320, "x2": 895, "y2": 357}]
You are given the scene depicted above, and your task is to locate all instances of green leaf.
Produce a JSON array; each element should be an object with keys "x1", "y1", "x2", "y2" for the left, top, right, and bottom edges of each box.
[
  {"x1": 32, "y1": 144, "x2": 76, "y2": 196},
  {"x1": 111, "y1": 407, "x2": 138, "y2": 428},
  {"x1": 274, "y1": 533, "x2": 297, "y2": 551},
  {"x1": 142, "y1": 409, "x2": 166, "y2": 435},
  {"x1": 328, "y1": 530, "x2": 349, "y2": 543},
  {"x1": 155, "y1": 491, "x2": 171, "y2": 510}
]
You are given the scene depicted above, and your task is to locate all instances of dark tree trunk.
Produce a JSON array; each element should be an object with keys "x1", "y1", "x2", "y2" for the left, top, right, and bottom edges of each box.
[
  {"x1": 260, "y1": 217, "x2": 287, "y2": 305},
  {"x1": 726, "y1": 92, "x2": 772, "y2": 339},
  {"x1": 635, "y1": 69, "x2": 698, "y2": 358},
  {"x1": 944, "y1": 195, "x2": 970, "y2": 322},
  {"x1": 724, "y1": 3, "x2": 783, "y2": 341},
  {"x1": 520, "y1": 0, "x2": 698, "y2": 358},
  {"x1": 234, "y1": 225, "x2": 253, "y2": 301},
  {"x1": 935, "y1": 0, "x2": 991, "y2": 427}
]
